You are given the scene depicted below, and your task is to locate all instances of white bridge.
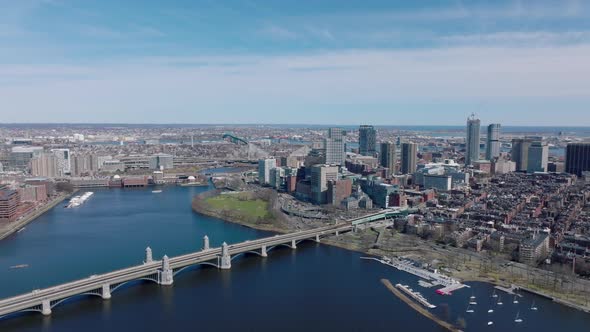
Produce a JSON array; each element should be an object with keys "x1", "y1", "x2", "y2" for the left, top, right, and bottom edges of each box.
[{"x1": 0, "y1": 224, "x2": 353, "y2": 320}]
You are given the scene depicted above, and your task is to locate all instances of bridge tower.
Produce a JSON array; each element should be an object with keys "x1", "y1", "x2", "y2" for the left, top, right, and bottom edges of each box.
[
  {"x1": 202, "y1": 235, "x2": 210, "y2": 251},
  {"x1": 315, "y1": 234, "x2": 320, "y2": 243},
  {"x1": 41, "y1": 299, "x2": 51, "y2": 316},
  {"x1": 145, "y1": 247, "x2": 153, "y2": 264},
  {"x1": 291, "y1": 239, "x2": 297, "y2": 249},
  {"x1": 220, "y1": 242, "x2": 231, "y2": 269},
  {"x1": 158, "y1": 255, "x2": 174, "y2": 285},
  {"x1": 102, "y1": 284, "x2": 111, "y2": 300}
]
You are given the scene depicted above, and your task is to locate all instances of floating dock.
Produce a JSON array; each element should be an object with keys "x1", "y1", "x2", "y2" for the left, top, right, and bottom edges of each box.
[{"x1": 396, "y1": 284, "x2": 437, "y2": 309}]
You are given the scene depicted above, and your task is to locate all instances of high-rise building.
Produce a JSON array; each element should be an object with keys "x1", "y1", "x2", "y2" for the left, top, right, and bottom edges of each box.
[
  {"x1": 359, "y1": 125, "x2": 376, "y2": 156},
  {"x1": 486, "y1": 124, "x2": 501, "y2": 160},
  {"x1": 511, "y1": 138, "x2": 534, "y2": 172},
  {"x1": 380, "y1": 142, "x2": 397, "y2": 173},
  {"x1": 0, "y1": 187, "x2": 20, "y2": 223},
  {"x1": 311, "y1": 165, "x2": 339, "y2": 204},
  {"x1": 8, "y1": 146, "x2": 44, "y2": 171},
  {"x1": 465, "y1": 114, "x2": 481, "y2": 166},
  {"x1": 324, "y1": 128, "x2": 346, "y2": 165},
  {"x1": 527, "y1": 141, "x2": 548, "y2": 173},
  {"x1": 258, "y1": 158, "x2": 277, "y2": 185},
  {"x1": 149, "y1": 153, "x2": 174, "y2": 170},
  {"x1": 566, "y1": 143, "x2": 590, "y2": 176},
  {"x1": 401, "y1": 143, "x2": 417, "y2": 174},
  {"x1": 31, "y1": 153, "x2": 59, "y2": 178},
  {"x1": 51, "y1": 148, "x2": 71, "y2": 176}
]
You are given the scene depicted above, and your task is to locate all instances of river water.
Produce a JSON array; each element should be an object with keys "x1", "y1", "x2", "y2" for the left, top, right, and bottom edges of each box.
[{"x1": 0, "y1": 185, "x2": 589, "y2": 331}]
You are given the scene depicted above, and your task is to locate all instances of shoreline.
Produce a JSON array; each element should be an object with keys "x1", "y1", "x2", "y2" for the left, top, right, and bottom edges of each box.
[{"x1": 0, "y1": 192, "x2": 75, "y2": 241}]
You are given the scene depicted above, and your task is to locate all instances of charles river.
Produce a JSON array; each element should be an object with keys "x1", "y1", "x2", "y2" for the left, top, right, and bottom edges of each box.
[{"x1": 1, "y1": 183, "x2": 589, "y2": 331}]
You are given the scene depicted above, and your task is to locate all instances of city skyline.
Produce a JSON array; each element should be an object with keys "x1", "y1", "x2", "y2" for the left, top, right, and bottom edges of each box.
[{"x1": 1, "y1": 1, "x2": 590, "y2": 124}]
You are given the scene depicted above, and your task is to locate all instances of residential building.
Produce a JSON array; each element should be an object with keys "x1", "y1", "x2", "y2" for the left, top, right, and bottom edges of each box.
[
  {"x1": 380, "y1": 142, "x2": 397, "y2": 174},
  {"x1": 31, "y1": 153, "x2": 59, "y2": 178},
  {"x1": 401, "y1": 142, "x2": 417, "y2": 174},
  {"x1": 51, "y1": 148, "x2": 71, "y2": 176},
  {"x1": 519, "y1": 233, "x2": 550, "y2": 266}
]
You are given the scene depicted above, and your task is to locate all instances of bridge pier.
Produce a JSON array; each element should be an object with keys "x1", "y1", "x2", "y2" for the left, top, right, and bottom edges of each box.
[
  {"x1": 101, "y1": 284, "x2": 111, "y2": 300},
  {"x1": 291, "y1": 239, "x2": 297, "y2": 249},
  {"x1": 157, "y1": 255, "x2": 174, "y2": 286},
  {"x1": 315, "y1": 234, "x2": 320, "y2": 243},
  {"x1": 261, "y1": 245, "x2": 268, "y2": 257},
  {"x1": 202, "y1": 235, "x2": 210, "y2": 251},
  {"x1": 220, "y1": 242, "x2": 231, "y2": 269},
  {"x1": 335, "y1": 231, "x2": 339, "y2": 236},
  {"x1": 145, "y1": 247, "x2": 153, "y2": 264},
  {"x1": 41, "y1": 300, "x2": 51, "y2": 316}
]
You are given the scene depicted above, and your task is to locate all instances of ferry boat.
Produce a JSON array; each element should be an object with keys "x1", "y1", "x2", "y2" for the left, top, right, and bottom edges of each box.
[{"x1": 66, "y1": 192, "x2": 94, "y2": 208}]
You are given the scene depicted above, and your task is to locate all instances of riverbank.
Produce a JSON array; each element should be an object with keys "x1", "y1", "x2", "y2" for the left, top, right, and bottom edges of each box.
[
  {"x1": 380, "y1": 279, "x2": 462, "y2": 332},
  {"x1": 0, "y1": 192, "x2": 74, "y2": 241}
]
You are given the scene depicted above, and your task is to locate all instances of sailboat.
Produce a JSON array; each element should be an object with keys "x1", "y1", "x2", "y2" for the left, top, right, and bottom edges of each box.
[
  {"x1": 491, "y1": 289, "x2": 498, "y2": 298},
  {"x1": 531, "y1": 301, "x2": 538, "y2": 311},
  {"x1": 469, "y1": 293, "x2": 477, "y2": 305},
  {"x1": 487, "y1": 321, "x2": 494, "y2": 326},
  {"x1": 497, "y1": 296, "x2": 504, "y2": 306},
  {"x1": 466, "y1": 304, "x2": 475, "y2": 313},
  {"x1": 513, "y1": 294, "x2": 519, "y2": 304},
  {"x1": 515, "y1": 311, "x2": 523, "y2": 323},
  {"x1": 488, "y1": 308, "x2": 494, "y2": 314}
]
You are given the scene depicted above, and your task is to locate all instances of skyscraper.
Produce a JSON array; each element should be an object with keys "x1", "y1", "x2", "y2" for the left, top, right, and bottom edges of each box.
[
  {"x1": 258, "y1": 158, "x2": 277, "y2": 185},
  {"x1": 465, "y1": 114, "x2": 481, "y2": 166},
  {"x1": 486, "y1": 124, "x2": 501, "y2": 160},
  {"x1": 311, "y1": 164, "x2": 339, "y2": 204},
  {"x1": 401, "y1": 142, "x2": 417, "y2": 174},
  {"x1": 511, "y1": 137, "x2": 535, "y2": 172},
  {"x1": 359, "y1": 125, "x2": 376, "y2": 156},
  {"x1": 324, "y1": 127, "x2": 346, "y2": 165},
  {"x1": 380, "y1": 142, "x2": 397, "y2": 173},
  {"x1": 51, "y1": 148, "x2": 71, "y2": 176},
  {"x1": 527, "y1": 141, "x2": 548, "y2": 173},
  {"x1": 566, "y1": 143, "x2": 590, "y2": 176}
]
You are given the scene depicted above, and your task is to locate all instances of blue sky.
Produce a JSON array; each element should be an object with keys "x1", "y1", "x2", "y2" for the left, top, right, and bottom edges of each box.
[{"x1": 1, "y1": 0, "x2": 590, "y2": 125}]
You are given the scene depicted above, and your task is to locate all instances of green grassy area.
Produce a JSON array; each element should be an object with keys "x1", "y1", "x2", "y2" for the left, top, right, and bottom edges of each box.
[{"x1": 205, "y1": 194, "x2": 271, "y2": 221}]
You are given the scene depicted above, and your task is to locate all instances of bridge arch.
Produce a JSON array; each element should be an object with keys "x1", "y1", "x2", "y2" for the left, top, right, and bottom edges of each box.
[
  {"x1": 172, "y1": 261, "x2": 219, "y2": 277},
  {"x1": 110, "y1": 277, "x2": 159, "y2": 294},
  {"x1": 50, "y1": 292, "x2": 104, "y2": 310}
]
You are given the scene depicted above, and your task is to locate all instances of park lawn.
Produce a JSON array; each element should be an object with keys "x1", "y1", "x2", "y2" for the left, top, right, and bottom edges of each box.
[{"x1": 205, "y1": 194, "x2": 271, "y2": 221}]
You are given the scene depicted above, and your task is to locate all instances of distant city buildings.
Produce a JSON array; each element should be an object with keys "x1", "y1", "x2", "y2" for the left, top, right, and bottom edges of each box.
[
  {"x1": 380, "y1": 142, "x2": 397, "y2": 174},
  {"x1": 149, "y1": 153, "x2": 174, "y2": 170},
  {"x1": 527, "y1": 141, "x2": 549, "y2": 173},
  {"x1": 465, "y1": 114, "x2": 481, "y2": 166},
  {"x1": 258, "y1": 158, "x2": 277, "y2": 185},
  {"x1": 486, "y1": 124, "x2": 501, "y2": 160},
  {"x1": 31, "y1": 153, "x2": 58, "y2": 178},
  {"x1": 324, "y1": 128, "x2": 346, "y2": 165},
  {"x1": 400, "y1": 142, "x2": 417, "y2": 174},
  {"x1": 566, "y1": 143, "x2": 590, "y2": 177},
  {"x1": 311, "y1": 164, "x2": 339, "y2": 204},
  {"x1": 359, "y1": 125, "x2": 376, "y2": 156}
]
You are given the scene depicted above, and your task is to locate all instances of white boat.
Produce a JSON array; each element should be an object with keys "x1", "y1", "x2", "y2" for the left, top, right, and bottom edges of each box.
[
  {"x1": 466, "y1": 305, "x2": 474, "y2": 313},
  {"x1": 492, "y1": 290, "x2": 498, "y2": 298},
  {"x1": 488, "y1": 309, "x2": 494, "y2": 313},
  {"x1": 531, "y1": 301, "x2": 538, "y2": 311},
  {"x1": 152, "y1": 190, "x2": 163, "y2": 193},
  {"x1": 469, "y1": 301, "x2": 478, "y2": 305},
  {"x1": 515, "y1": 311, "x2": 523, "y2": 323},
  {"x1": 487, "y1": 322, "x2": 494, "y2": 326},
  {"x1": 497, "y1": 296, "x2": 503, "y2": 306},
  {"x1": 17, "y1": 227, "x2": 26, "y2": 233},
  {"x1": 513, "y1": 295, "x2": 519, "y2": 304},
  {"x1": 66, "y1": 192, "x2": 94, "y2": 208}
]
